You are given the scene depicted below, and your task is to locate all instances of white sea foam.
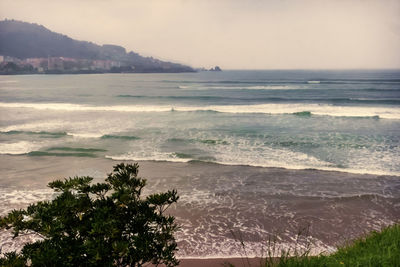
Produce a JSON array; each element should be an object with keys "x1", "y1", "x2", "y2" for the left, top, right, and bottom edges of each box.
[
  {"x1": 189, "y1": 104, "x2": 400, "y2": 119},
  {"x1": 0, "y1": 102, "x2": 173, "y2": 112},
  {"x1": 105, "y1": 155, "x2": 399, "y2": 176},
  {"x1": 307, "y1": 81, "x2": 320, "y2": 84},
  {"x1": 1, "y1": 102, "x2": 399, "y2": 119},
  {"x1": 0, "y1": 121, "x2": 66, "y2": 133},
  {"x1": 0, "y1": 188, "x2": 56, "y2": 256},
  {"x1": 0, "y1": 120, "x2": 122, "y2": 140},
  {"x1": 179, "y1": 85, "x2": 293, "y2": 90},
  {"x1": 0, "y1": 80, "x2": 18, "y2": 84},
  {"x1": 105, "y1": 149, "x2": 400, "y2": 176},
  {"x1": 216, "y1": 161, "x2": 400, "y2": 176},
  {"x1": 209, "y1": 143, "x2": 399, "y2": 175},
  {"x1": 0, "y1": 141, "x2": 39, "y2": 155},
  {"x1": 105, "y1": 152, "x2": 190, "y2": 163},
  {"x1": 67, "y1": 132, "x2": 104, "y2": 138},
  {"x1": 0, "y1": 188, "x2": 55, "y2": 213}
]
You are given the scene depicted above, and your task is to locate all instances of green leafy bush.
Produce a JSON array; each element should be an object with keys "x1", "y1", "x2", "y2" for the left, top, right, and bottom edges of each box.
[{"x1": 0, "y1": 163, "x2": 179, "y2": 267}]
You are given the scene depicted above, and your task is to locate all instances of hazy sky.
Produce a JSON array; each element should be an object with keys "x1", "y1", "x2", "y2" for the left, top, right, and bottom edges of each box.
[{"x1": 1, "y1": 0, "x2": 399, "y2": 69}]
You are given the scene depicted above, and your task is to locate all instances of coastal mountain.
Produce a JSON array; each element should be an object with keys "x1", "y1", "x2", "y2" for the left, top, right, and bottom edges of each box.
[{"x1": 0, "y1": 20, "x2": 194, "y2": 73}]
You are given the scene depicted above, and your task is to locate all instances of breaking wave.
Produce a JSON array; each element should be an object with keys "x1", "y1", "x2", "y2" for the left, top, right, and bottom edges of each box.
[
  {"x1": 0, "y1": 141, "x2": 40, "y2": 155},
  {"x1": 1, "y1": 102, "x2": 399, "y2": 119}
]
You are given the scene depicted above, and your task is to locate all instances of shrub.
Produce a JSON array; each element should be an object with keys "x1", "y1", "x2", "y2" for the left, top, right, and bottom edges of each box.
[{"x1": 0, "y1": 163, "x2": 179, "y2": 267}]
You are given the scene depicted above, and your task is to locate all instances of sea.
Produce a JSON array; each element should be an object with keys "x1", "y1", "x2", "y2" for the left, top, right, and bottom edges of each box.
[{"x1": 0, "y1": 70, "x2": 399, "y2": 258}]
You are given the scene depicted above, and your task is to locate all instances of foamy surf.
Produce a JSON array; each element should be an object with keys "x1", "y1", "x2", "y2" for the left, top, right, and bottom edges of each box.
[
  {"x1": 178, "y1": 85, "x2": 293, "y2": 90},
  {"x1": 0, "y1": 80, "x2": 18, "y2": 84},
  {"x1": 103, "y1": 154, "x2": 400, "y2": 176},
  {"x1": 0, "y1": 121, "x2": 66, "y2": 133},
  {"x1": 0, "y1": 102, "x2": 173, "y2": 112},
  {"x1": 0, "y1": 141, "x2": 40, "y2": 155},
  {"x1": 216, "y1": 160, "x2": 400, "y2": 177},
  {"x1": 105, "y1": 153, "x2": 191, "y2": 163},
  {"x1": 67, "y1": 132, "x2": 104, "y2": 138},
  {"x1": 1, "y1": 102, "x2": 399, "y2": 119}
]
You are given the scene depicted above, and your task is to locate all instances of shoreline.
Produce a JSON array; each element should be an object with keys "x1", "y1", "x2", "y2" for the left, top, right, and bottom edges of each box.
[
  {"x1": 1, "y1": 153, "x2": 400, "y2": 178},
  {"x1": 0, "y1": 70, "x2": 197, "y2": 75},
  {"x1": 0, "y1": 155, "x2": 398, "y2": 195}
]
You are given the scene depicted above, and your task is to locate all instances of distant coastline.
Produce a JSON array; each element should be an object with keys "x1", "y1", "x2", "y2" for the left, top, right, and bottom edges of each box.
[
  {"x1": 0, "y1": 63, "x2": 197, "y2": 75},
  {"x1": 0, "y1": 57, "x2": 222, "y2": 75},
  {"x1": 0, "y1": 19, "x2": 196, "y2": 74}
]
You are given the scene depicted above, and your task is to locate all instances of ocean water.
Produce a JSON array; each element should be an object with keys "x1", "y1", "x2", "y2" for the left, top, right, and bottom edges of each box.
[
  {"x1": 0, "y1": 70, "x2": 400, "y2": 257},
  {"x1": 1, "y1": 70, "x2": 399, "y2": 175}
]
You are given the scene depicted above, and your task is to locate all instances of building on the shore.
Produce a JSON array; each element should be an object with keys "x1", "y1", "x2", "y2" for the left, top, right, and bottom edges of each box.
[
  {"x1": 25, "y1": 58, "x2": 46, "y2": 69},
  {"x1": 1, "y1": 55, "x2": 21, "y2": 64},
  {"x1": 0, "y1": 55, "x2": 124, "y2": 73}
]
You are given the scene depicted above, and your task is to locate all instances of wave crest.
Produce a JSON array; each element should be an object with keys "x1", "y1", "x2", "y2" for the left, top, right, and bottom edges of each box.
[{"x1": 1, "y1": 102, "x2": 399, "y2": 119}]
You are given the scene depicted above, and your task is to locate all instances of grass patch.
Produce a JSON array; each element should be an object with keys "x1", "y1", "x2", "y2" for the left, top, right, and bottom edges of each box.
[
  {"x1": 325, "y1": 224, "x2": 400, "y2": 267},
  {"x1": 230, "y1": 224, "x2": 400, "y2": 267}
]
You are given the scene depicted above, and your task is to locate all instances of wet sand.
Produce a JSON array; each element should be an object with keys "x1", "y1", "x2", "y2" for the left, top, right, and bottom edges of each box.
[
  {"x1": 1, "y1": 155, "x2": 399, "y2": 258},
  {"x1": 175, "y1": 257, "x2": 264, "y2": 267}
]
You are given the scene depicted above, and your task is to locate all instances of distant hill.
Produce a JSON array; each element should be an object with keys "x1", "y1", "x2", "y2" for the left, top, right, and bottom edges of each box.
[{"x1": 0, "y1": 20, "x2": 195, "y2": 73}]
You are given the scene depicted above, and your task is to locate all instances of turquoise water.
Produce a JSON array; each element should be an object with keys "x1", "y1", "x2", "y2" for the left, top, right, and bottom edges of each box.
[{"x1": 0, "y1": 70, "x2": 399, "y2": 175}]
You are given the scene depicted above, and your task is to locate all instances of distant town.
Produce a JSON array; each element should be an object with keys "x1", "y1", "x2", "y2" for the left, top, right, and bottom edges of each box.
[
  {"x1": 0, "y1": 55, "x2": 147, "y2": 74},
  {"x1": 0, "y1": 20, "x2": 198, "y2": 74},
  {"x1": 0, "y1": 55, "x2": 221, "y2": 75}
]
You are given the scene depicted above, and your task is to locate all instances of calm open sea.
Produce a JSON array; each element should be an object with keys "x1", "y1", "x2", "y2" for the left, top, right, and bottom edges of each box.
[{"x1": 0, "y1": 70, "x2": 399, "y2": 257}]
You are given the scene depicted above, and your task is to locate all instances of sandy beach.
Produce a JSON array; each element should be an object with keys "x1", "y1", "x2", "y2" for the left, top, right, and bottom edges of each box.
[{"x1": 1, "y1": 155, "x2": 399, "y2": 259}]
